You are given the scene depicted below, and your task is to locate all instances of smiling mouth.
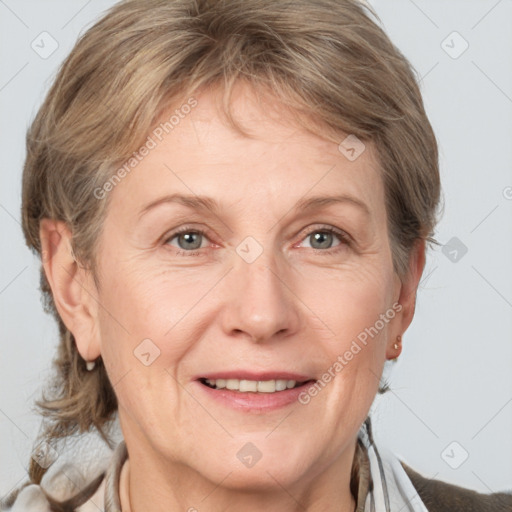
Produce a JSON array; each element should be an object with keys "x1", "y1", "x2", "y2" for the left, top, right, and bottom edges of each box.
[{"x1": 199, "y1": 378, "x2": 315, "y2": 393}]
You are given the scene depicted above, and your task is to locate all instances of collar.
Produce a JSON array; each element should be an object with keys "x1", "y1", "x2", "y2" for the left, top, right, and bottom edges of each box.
[{"x1": 103, "y1": 439, "x2": 127, "y2": 512}]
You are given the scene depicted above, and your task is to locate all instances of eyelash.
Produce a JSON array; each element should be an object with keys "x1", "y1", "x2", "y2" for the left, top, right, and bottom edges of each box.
[{"x1": 163, "y1": 224, "x2": 351, "y2": 257}]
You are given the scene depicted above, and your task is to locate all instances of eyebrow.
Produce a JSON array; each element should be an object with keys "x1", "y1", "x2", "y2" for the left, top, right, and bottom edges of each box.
[
  {"x1": 295, "y1": 194, "x2": 370, "y2": 216},
  {"x1": 138, "y1": 193, "x2": 371, "y2": 219},
  {"x1": 139, "y1": 193, "x2": 219, "y2": 219}
]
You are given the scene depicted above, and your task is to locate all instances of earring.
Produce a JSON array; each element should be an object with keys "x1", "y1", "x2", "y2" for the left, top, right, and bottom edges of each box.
[
  {"x1": 390, "y1": 335, "x2": 402, "y2": 361},
  {"x1": 86, "y1": 360, "x2": 96, "y2": 371}
]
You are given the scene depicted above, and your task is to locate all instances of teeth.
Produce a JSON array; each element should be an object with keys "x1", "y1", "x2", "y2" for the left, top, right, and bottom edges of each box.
[
  {"x1": 239, "y1": 380, "x2": 258, "y2": 392},
  {"x1": 204, "y1": 378, "x2": 300, "y2": 392},
  {"x1": 216, "y1": 378, "x2": 226, "y2": 389}
]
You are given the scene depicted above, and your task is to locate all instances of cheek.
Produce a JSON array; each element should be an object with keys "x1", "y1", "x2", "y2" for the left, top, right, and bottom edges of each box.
[
  {"x1": 305, "y1": 260, "x2": 395, "y2": 343},
  {"x1": 307, "y1": 262, "x2": 394, "y2": 397},
  {"x1": 94, "y1": 264, "x2": 201, "y2": 394},
  {"x1": 97, "y1": 260, "x2": 201, "y2": 340}
]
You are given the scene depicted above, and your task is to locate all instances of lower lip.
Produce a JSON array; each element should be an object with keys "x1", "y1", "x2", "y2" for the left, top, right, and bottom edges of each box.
[{"x1": 194, "y1": 380, "x2": 316, "y2": 411}]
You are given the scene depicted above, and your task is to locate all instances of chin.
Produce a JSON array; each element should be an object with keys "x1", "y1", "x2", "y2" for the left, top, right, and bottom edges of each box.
[{"x1": 201, "y1": 460, "x2": 308, "y2": 492}]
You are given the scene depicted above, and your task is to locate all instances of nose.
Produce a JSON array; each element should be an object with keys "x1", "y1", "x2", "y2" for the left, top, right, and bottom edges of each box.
[{"x1": 220, "y1": 250, "x2": 302, "y2": 344}]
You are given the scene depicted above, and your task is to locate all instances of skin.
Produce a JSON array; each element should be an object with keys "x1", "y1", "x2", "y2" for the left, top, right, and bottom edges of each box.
[{"x1": 41, "y1": 82, "x2": 425, "y2": 512}]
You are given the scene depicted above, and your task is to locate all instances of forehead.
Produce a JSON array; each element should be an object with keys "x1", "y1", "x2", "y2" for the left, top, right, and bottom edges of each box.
[{"x1": 106, "y1": 82, "x2": 386, "y2": 223}]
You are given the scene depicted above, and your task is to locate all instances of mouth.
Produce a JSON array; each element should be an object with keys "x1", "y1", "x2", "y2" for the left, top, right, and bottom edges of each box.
[
  {"x1": 198, "y1": 377, "x2": 316, "y2": 393},
  {"x1": 194, "y1": 372, "x2": 318, "y2": 411}
]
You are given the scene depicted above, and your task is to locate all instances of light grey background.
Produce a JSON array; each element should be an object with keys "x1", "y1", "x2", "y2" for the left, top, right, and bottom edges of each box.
[{"x1": 1, "y1": 0, "x2": 511, "y2": 499}]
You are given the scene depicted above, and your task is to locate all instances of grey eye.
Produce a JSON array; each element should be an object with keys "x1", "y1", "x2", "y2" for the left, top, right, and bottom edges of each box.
[
  {"x1": 310, "y1": 231, "x2": 334, "y2": 249},
  {"x1": 170, "y1": 231, "x2": 204, "y2": 251}
]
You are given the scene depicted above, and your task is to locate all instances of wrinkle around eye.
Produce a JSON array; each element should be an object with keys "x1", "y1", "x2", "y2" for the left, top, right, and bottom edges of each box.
[{"x1": 128, "y1": 206, "x2": 379, "y2": 257}]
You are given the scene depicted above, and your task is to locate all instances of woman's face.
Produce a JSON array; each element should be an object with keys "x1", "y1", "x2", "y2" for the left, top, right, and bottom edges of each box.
[{"x1": 83, "y1": 84, "x2": 418, "y2": 491}]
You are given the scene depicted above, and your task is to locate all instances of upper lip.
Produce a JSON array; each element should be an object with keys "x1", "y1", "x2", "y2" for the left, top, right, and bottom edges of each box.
[{"x1": 196, "y1": 371, "x2": 315, "y2": 382}]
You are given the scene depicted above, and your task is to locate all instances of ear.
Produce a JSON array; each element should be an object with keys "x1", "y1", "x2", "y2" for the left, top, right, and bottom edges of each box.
[
  {"x1": 386, "y1": 238, "x2": 426, "y2": 359},
  {"x1": 39, "y1": 219, "x2": 101, "y2": 362}
]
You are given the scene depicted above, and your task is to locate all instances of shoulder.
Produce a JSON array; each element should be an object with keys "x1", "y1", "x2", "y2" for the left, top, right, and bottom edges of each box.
[
  {"x1": 1, "y1": 432, "x2": 117, "y2": 512},
  {"x1": 400, "y1": 461, "x2": 512, "y2": 512},
  {"x1": 0, "y1": 471, "x2": 105, "y2": 512}
]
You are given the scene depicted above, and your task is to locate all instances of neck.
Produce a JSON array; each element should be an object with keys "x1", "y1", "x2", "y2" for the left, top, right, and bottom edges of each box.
[{"x1": 120, "y1": 436, "x2": 358, "y2": 512}]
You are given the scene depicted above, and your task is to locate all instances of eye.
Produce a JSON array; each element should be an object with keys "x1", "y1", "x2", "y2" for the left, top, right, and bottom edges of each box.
[
  {"x1": 297, "y1": 226, "x2": 351, "y2": 254},
  {"x1": 164, "y1": 226, "x2": 210, "y2": 253},
  {"x1": 163, "y1": 224, "x2": 351, "y2": 256}
]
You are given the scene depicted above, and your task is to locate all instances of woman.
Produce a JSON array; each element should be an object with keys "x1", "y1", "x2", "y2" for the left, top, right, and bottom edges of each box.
[{"x1": 2, "y1": 0, "x2": 511, "y2": 510}]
